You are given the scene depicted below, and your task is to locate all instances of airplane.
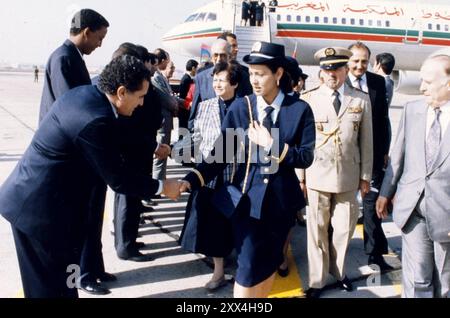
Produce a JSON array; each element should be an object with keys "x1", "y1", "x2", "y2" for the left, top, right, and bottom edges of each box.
[{"x1": 162, "y1": 0, "x2": 450, "y2": 94}]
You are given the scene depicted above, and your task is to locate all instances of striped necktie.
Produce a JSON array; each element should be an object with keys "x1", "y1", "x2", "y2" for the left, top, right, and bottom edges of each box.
[{"x1": 426, "y1": 108, "x2": 442, "y2": 171}]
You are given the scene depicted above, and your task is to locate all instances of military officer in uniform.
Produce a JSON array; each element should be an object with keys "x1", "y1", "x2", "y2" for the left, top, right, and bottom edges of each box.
[{"x1": 300, "y1": 47, "x2": 373, "y2": 298}]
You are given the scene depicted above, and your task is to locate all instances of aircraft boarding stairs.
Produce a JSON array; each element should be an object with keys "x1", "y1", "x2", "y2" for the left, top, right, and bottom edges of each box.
[{"x1": 235, "y1": 25, "x2": 271, "y2": 63}]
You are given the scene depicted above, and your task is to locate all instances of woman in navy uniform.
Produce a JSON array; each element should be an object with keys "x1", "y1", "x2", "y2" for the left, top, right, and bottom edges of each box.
[
  {"x1": 181, "y1": 42, "x2": 316, "y2": 297},
  {"x1": 179, "y1": 61, "x2": 241, "y2": 291}
]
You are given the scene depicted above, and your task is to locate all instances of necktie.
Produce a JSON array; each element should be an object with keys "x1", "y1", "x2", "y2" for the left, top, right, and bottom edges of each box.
[
  {"x1": 426, "y1": 108, "x2": 442, "y2": 171},
  {"x1": 333, "y1": 91, "x2": 341, "y2": 115},
  {"x1": 263, "y1": 106, "x2": 275, "y2": 131},
  {"x1": 355, "y1": 77, "x2": 362, "y2": 90}
]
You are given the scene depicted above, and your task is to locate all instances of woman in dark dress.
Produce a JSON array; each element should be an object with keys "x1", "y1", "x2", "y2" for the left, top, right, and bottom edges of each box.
[
  {"x1": 179, "y1": 61, "x2": 241, "y2": 291},
  {"x1": 241, "y1": 0, "x2": 251, "y2": 26}
]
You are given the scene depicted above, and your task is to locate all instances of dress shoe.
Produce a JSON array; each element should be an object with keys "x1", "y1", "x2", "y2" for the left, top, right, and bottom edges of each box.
[
  {"x1": 305, "y1": 288, "x2": 322, "y2": 298},
  {"x1": 277, "y1": 266, "x2": 289, "y2": 277},
  {"x1": 141, "y1": 199, "x2": 158, "y2": 207},
  {"x1": 204, "y1": 276, "x2": 228, "y2": 291},
  {"x1": 79, "y1": 280, "x2": 111, "y2": 295},
  {"x1": 118, "y1": 252, "x2": 153, "y2": 262},
  {"x1": 134, "y1": 241, "x2": 146, "y2": 249},
  {"x1": 368, "y1": 255, "x2": 394, "y2": 271},
  {"x1": 337, "y1": 277, "x2": 354, "y2": 292},
  {"x1": 97, "y1": 272, "x2": 117, "y2": 283}
]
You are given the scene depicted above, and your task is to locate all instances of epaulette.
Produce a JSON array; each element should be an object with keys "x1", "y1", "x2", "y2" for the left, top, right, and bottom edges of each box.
[{"x1": 301, "y1": 85, "x2": 320, "y2": 96}]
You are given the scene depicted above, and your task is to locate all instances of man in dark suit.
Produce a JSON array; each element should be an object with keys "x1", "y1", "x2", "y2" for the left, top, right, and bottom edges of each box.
[
  {"x1": 0, "y1": 56, "x2": 180, "y2": 298},
  {"x1": 348, "y1": 42, "x2": 392, "y2": 270},
  {"x1": 178, "y1": 59, "x2": 198, "y2": 133},
  {"x1": 37, "y1": 9, "x2": 110, "y2": 296},
  {"x1": 38, "y1": 9, "x2": 109, "y2": 123},
  {"x1": 188, "y1": 38, "x2": 253, "y2": 130},
  {"x1": 111, "y1": 44, "x2": 169, "y2": 263},
  {"x1": 374, "y1": 53, "x2": 396, "y2": 108}
]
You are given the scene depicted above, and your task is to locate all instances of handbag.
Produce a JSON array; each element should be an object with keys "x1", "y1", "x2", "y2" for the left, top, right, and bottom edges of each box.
[{"x1": 211, "y1": 96, "x2": 254, "y2": 218}]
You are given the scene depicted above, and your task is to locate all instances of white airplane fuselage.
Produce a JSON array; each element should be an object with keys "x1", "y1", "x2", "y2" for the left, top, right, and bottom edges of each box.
[{"x1": 162, "y1": 0, "x2": 450, "y2": 92}]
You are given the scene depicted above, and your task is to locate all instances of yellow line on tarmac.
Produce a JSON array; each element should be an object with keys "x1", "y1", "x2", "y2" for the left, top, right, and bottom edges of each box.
[
  {"x1": 393, "y1": 284, "x2": 402, "y2": 296},
  {"x1": 355, "y1": 224, "x2": 364, "y2": 237},
  {"x1": 269, "y1": 247, "x2": 304, "y2": 298},
  {"x1": 15, "y1": 289, "x2": 24, "y2": 298}
]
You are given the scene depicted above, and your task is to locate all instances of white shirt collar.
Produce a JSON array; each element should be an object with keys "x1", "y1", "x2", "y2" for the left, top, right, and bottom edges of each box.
[
  {"x1": 257, "y1": 90, "x2": 285, "y2": 123},
  {"x1": 428, "y1": 100, "x2": 450, "y2": 112},
  {"x1": 348, "y1": 73, "x2": 368, "y2": 92},
  {"x1": 257, "y1": 90, "x2": 284, "y2": 110},
  {"x1": 109, "y1": 101, "x2": 119, "y2": 119},
  {"x1": 322, "y1": 83, "x2": 344, "y2": 97}
]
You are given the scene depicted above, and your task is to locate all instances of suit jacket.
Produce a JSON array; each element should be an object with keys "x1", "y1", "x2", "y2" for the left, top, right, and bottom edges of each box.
[
  {"x1": 39, "y1": 40, "x2": 91, "y2": 123},
  {"x1": 185, "y1": 94, "x2": 316, "y2": 219},
  {"x1": 348, "y1": 72, "x2": 390, "y2": 175},
  {"x1": 152, "y1": 70, "x2": 180, "y2": 131},
  {"x1": 188, "y1": 63, "x2": 253, "y2": 130},
  {"x1": 380, "y1": 100, "x2": 450, "y2": 243},
  {"x1": 301, "y1": 83, "x2": 373, "y2": 193},
  {"x1": 117, "y1": 86, "x2": 162, "y2": 173},
  {"x1": 385, "y1": 75, "x2": 394, "y2": 108},
  {"x1": 0, "y1": 85, "x2": 160, "y2": 246},
  {"x1": 179, "y1": 73, "x2": 194, "y2": 100}
]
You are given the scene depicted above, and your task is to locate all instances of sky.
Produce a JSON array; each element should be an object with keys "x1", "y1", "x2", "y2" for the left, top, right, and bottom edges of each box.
[
  {"x1": 0, "y1": 0, "x2": 449, "y2": 70},
  {"x1": 0, "y1": 0, "x2": 211, "y2": 69}
]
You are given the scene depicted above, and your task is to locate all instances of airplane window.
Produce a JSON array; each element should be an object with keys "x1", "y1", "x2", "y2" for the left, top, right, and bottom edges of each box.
[
  {"x1": 315, "y1": 16, "x2": 320, "y2": 23},
  {"x1": 359, "y1": 19, "x2": 364, "y2": 26},
  {"x1": 386, "y1": 21, "x2": 390, "y2": 27},
  {"x1": 377, "y1": 20, "x2": 382, "y2": 27},
  {"x1": 350, "y1": 18, "x2": 355, "y2": 25},
  {"x1": 297, "y1": 16, "x2": 301, "y2": 22},
  {"x1": 185, "y1": 14, "x2": 198, "y2": 23},
  {"x1": 324, "y1": 17, "x2": 329, "y2": 24},
  {"x1": 368, "y1": 20, "x2": 373, "y2": 26},
  {"x1": 196, "y1": 12, "x2": 206, "y2": 21},
  {"x1": 436, "y1": 24, "x2": 441, "y2": 31},
  {"x1": 428, "y1": 23, "x2": 432, "y2": 30},
  {"x1": 445, "y1": 25, "x2": 449, "y2": 32},
  {"x1": 342, "y1": 18, "x2": 346, "y2": 24},
  {"x1": 277, "y1": 14, "x2": 281, "y2": 21},
  {"x1": 206, "y1": 13, "x2": 217, "y2": 22},
  {"x1": 333, "y1": 17, "x2": 337, "y2": 24},
  {"x1": 306, "y1": 16, "x2": 311, "y2": 23},
  {"x1": 287, "y1": 15, "x2": 291, "y2": 22}
]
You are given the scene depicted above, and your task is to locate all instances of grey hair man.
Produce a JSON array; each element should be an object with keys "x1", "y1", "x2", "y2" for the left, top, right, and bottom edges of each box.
[{"x1": 377, "y1": 55, "x2": 450, "y2": 298}]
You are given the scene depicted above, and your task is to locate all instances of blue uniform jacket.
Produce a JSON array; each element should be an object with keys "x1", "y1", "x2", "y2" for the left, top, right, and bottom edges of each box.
[
  {"x1": 0, "y1": 85, "x2": 160, "y2": 246},
  {"x1": 185, "y1": 94, "x2": 316, "y2": 219}
]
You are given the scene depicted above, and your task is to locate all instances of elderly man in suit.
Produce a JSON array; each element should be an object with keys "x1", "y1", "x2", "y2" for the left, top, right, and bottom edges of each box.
[
  {"x1": 301, "y1": 47, "x2": 373, "y2": 298},
  {"x1": 347, "y1": 42, "x2": 392, "y2": 270},
  {"x1": 377, "y1": 55, "x2": 450, "y2": 298},
  {"x1": 38, "y1": 9, "x2": 109, "y2": 123},
  {"x1": 188, "y1": 38, "x2": 253, "y2": 130},
  {"x1": 0, "y1": 56, "x2": 181, "y2": 298}
]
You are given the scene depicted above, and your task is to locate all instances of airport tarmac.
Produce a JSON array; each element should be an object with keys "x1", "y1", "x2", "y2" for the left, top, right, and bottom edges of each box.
[{"x1": 0, "y1": 71, "x2": 421, "y2": 298}]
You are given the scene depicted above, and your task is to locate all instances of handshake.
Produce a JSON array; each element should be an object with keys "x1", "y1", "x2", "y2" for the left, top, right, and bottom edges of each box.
[{"x1": 161, "y1": 179, "x2": 191, "y2": 200}]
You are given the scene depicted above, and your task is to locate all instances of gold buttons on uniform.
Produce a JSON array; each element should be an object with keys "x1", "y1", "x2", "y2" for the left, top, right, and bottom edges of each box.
[
  {"x1": 264, "y1": 168, "x2": 270, "y2": 173},
  {"x1": 264, "y1": 179, "x2": 269, "y2": 184}
]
